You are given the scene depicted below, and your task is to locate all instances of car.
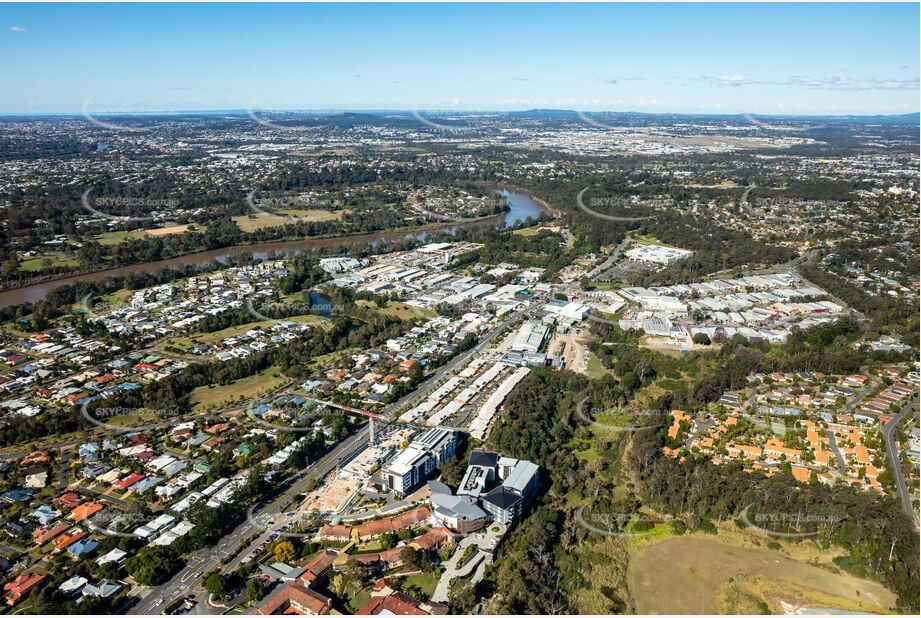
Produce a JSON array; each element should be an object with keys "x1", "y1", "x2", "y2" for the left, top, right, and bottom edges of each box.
[
  {"x1": 194, "y1": 570, "x2": 204, "y2": 578},
  {"x1": 153, "y1": 598, "x2": 163, "y2": 608}
]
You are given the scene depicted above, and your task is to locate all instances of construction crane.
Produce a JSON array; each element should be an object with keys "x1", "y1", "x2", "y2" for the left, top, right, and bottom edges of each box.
[{"x1": 303, "y1": 396, "x2": 462, "y2": 445}]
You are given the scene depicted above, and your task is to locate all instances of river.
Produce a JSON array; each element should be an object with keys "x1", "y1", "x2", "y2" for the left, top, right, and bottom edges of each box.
[{"x1": 0, "y1": 191, "x2": 549, "y2": 308}]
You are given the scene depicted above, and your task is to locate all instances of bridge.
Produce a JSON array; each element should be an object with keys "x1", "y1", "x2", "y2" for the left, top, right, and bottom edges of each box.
[{"x1": 303, "y1": 396, "x2": 465, "y2": 445}]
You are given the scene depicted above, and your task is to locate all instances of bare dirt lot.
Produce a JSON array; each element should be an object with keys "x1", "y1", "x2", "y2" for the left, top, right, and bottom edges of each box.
[{"x1": 547, "y1": 330, "x2": 589, "y2": 373}]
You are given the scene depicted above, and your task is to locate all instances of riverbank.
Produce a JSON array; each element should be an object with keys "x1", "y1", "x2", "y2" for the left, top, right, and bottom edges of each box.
[
  {"x1": 0, "y1": 216, "x2": 500, "y2": 308},
  {"x1": 0, "y1": 190, "x2": 551, "y2": 308}
]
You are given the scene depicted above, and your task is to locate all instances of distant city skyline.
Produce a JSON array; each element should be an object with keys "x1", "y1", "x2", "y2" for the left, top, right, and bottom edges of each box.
[{"x1": 1, "y1": 2, "x2": 919, "y2": 115}]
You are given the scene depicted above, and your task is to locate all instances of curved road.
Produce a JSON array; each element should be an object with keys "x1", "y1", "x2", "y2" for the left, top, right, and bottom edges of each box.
[{"x1": 883, "y1": 395, "x2": 918, "y2": 524}]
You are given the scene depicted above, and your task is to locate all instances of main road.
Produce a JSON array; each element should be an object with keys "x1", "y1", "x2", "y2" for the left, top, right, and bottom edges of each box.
[
  {"x1": 882, "y1": 394, "x2": 918, "y2": 524},
  {"x1": 128, "y1": 426, "x2": 371, "y2": 615},
  {"x1": 129, "y1": 308, "x2": 527, "y2": 613}
]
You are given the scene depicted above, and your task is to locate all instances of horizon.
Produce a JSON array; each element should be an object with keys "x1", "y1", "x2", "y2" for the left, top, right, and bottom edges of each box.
[
  {"x1": 1, "y1": 107, "x2": 920, "y2": 120},
  {"x1": 2, "y1": 2, "x2": 919, "y2": 116}
]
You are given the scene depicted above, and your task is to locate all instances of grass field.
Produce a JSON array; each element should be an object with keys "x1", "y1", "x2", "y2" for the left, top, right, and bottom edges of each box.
[
  {"x1": 231, "y1": 209, "x2": 343, "y2": 232},
  {"x1": 95, "y1": 225, "x2": 193, "y2": 245},
  {"x1": 303, "y1": 348, "x2": 360, "y2": 372},
  {"x1": 628, "y1": 536, "x2": 896, "y2": 614},
  {"x1": 190, "y1": 367, "x2": 289, "y2": 411},
  {"x1": 511, "y1": 227, "x2": 541, "y2": 237},
  {"x1": 355, "y1": 299, "x2": 436, "y2": 320},
  {"x1": 585, "y1": 354, "x2": 617, "y2": 380},
  {"x1": 19, "y1": 252, "x2": 80, "y2": 272}
]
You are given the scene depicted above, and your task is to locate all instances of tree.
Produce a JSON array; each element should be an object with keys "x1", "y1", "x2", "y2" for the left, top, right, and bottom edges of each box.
[
  {"x1": 692, "y1": 332, "x2": 711, "y2": 346},
  {"x1": 246, "y1": 577, "x2": 265, "y2": 604},
  {"x1": 334, "y1": 561, "x2": 369, "y2": 597},
  {"x1": 126, "y1": 545, "x2": 180, "y2": 586},
  {"x1": 400, "y1": 546, "x2": 433, "y2": 572},
  {"x1": 204, "y1": 572, "x2": 227, "y2": 598},
  {"x1": 379, "y1": 533, "x2": 396, "y2": 550},
  {"x1": 273, "y1": 540, "x2": 296, "y2": 563}
]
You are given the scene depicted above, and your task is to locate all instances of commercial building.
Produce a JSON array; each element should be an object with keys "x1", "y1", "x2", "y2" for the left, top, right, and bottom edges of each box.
[
  {"x1": 428, "y1": 450, "x2": 540, "y2": 529},
  {"x1": 624, "y1": 244, "x2": 693, "y2": 265},
  {"x1": 481, "y1": 459, "x2": 540, "y2": 524},
  {"x1": 384, "y1": 428, "x2": 458, "y2": 497}
]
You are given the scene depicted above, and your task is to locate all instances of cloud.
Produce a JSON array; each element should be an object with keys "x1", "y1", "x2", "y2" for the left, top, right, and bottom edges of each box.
[
  {"x1": 697, "y1": 74, "x2": 761, "y2": 87},
  {"x1": 509, "y1": 77, "x2": 529, "y2": 82},
  {"x1": 786, "y1": 75, "x2": 920, "y2": 91},
  {"x1": 602, "y1": 77, "x2": 646, "y2": 85},
  {"x1": 696, "y1": 73, "x2": 919, "y2": 91},
  {"x1": 9, "y1": 26, "x2": 26, "y2": 33}
]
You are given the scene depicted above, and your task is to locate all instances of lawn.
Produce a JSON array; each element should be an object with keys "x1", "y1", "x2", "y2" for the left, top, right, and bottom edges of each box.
[
  {"x1": 344, "y1": 587, "x2": 373, "y2": 613},
  {"x1": 190, "y1": 367, "x2": 290, "y2": 411},
  {"x1": 401, "y1": 570, "x2": 441, "y2": 598}
]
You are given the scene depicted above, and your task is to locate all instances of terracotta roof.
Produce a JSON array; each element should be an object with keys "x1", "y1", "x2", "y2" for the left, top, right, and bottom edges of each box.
[
  {"x1": 56, "y1": 492, "x2": 81, "y2": 508},
  {"x1": 390, "y1": 507, "x2": 430, "y2": 530},
  {"x1": 32, "y1": 523, "x2": 70, "y2": 546},
  {"x1": 317, "y1": 524, "x2": 352, "y2": 540},
  {"x1": 299, "y1": 549, "x2": 336, "y2": 583},
  {"x1": 357, "y1": 592, "x2": 427, "y2": 615},
  {"x1": 3, "y1": 572, "x2": 45, "y2": 605},
  {"x1": 253, "y1": 581, "x2": 331, "y2": 615},
  {"x1": 410, "y1": 527, "x2": 455, "y2": 552},
  {"x1": 320, "y1": 507, "x2": 431, "y2": 541},
  {"x1": 69, "y1": 501, "x2": 103, "y2": 522},
  {"x1": 53, "y1": 528, "x2": 87, "y2": 551},
  {"x1": 791, "y1": 465, "x2": 810, "y2": 484}
]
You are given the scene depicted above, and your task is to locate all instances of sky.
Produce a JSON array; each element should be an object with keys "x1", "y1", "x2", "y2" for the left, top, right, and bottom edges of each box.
[{"x1": 1, "y1": 2, "x2": 919, "y2": 116}]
